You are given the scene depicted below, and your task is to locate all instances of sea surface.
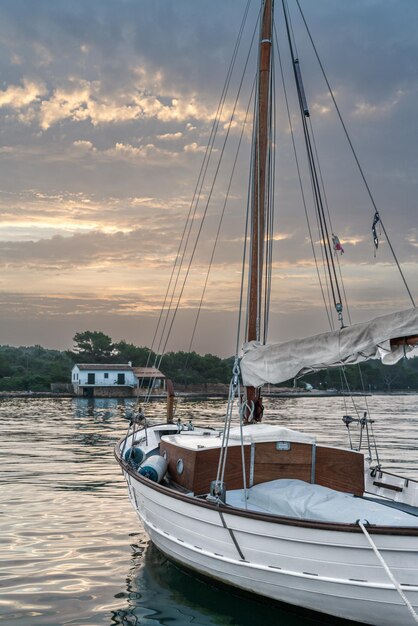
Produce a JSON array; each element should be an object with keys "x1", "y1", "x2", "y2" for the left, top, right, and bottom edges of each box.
[{"x1": 1, "y1": 395, "x2": 418, "y2": 626}]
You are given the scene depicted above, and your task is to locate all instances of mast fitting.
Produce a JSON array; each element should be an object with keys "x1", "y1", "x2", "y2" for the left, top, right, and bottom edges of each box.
[{"x1": 294, "y1": 58, "x2": 310, "y2": 117}]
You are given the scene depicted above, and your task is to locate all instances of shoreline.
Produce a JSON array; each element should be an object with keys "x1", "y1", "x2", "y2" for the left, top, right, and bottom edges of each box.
[{"x1": 0, "y1": 390, "x2": 416, "y2": 400}]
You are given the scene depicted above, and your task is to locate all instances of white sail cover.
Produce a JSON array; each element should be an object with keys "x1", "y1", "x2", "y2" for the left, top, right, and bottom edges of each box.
[{"x1": 241, "y1": 308, "x2": 418, "y2": 387}]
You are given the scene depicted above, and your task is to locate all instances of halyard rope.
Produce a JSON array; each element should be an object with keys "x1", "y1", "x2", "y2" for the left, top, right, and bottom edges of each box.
[
  {"x1": 295, "y1": 0, "x2": 415, "y2": 308},
  {"x1": 358, "y1": 520, "x2": 418, "y2": 624}
]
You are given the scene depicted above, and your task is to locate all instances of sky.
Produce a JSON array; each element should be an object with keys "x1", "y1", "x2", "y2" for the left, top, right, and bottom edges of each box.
[{"x1": 0, "y1": 0, "x2": 417, "y2": 357}]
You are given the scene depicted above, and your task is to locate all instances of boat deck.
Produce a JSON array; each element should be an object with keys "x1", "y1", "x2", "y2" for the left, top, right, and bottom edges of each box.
[{"x1": 225, "y1": 478, "x2": 418, "y2": 526}]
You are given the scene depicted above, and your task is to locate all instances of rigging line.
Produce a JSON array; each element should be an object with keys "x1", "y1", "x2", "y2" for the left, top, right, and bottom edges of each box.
[
  {"x1": 301, "y1": 110, "x2": 343, "y2": 310},
  {"x1": 274, "y1": 22, "x2": 333, "y2": 330},
  {"x1": 339, "y1": 368, "x2": 349, "y2": 415},
  {"x1": 255, "y1": 35, "x2": 262, "y2": 343},
  {"x1": 216, "y1": 371, "x2": 237, "y2": 486},
  {"x1": 219, "y1": 386, "x2": 235, "y2": 485},
  {"x1": 147, "y1": 4, "x2": 256, "y2": 392},
  {"x1": 308, "y1": 117, "x2": 352, "y2": 325},
  {"x1": 267, "y1": 66, "x2": 275, "y2": 337},
  {"x1": 185, "y1": 78, "x2": 257, "y2": 359},
  {"x1": 234, "y1": 119, "x2": 254, "y2": 358},
  {"x1": 142, "y1": 1, "x2": 254, "y2": 403},
  {"x1": 244, "y1": 89, "x2": 260, "y2": 350},
  {"x1": 340, "y1": 366, "x2": 362, "y2": 421},
  {"x1": 358, "y1": 521, "x2": 418, "y2": 625},
  {"x1": 283, "y1": 0, "x2": 299, "y2": 60},
  {"x1": 149, "y1": 53, "x2": 237, "y2": 362},
  {"x1": 155, "y1": 15, "x2": 261, "y2": 369},
  {"x1": 261, "y1": 36, "x2": 275, "y2": 343},
  {"x1": 356, "y1": 362, "x2": 380, "y2": 464},
  {"x1": 282, "y1": 2, "x2": 343, "y2": 315},
  {"x1": 340, "y1": 365, "x2": 365, "y2": 451},
  {"x1": 267, "y1": 52, "x2": 276, "y2": 340},
  {"x1": 307, "y1": 156, "x2": 335, "y2": 327},
  {"x1": 302, "y1": 124, "x2": 343, "y2": 314},
  {"x1": 307, "y1": 146, "x2": 335, "y2": 324},
  {"x1": 235, "y1": 102, "x2": 258, "y2": 355},
  {"x1": 312, "y1": 173, "x2": 335, "y2": 326},
  {"x1": 282, "y1": 0, "x2": 343, "y2": 315},
  {"x1": 237, "y1": 377, "x2": 248, "y2": 506},
  {"x1": 295, "y1": 0, "x2": 415, "y2": 308},
  {"x1": 151, "y1": 0, "x2": 254, "y2": 367},
  {"x1": 263, "y1": 53, "x2": 275, "y2": 343},
  {"x1": 235, "y1": 185, "x2": 251, "y2": 357}
]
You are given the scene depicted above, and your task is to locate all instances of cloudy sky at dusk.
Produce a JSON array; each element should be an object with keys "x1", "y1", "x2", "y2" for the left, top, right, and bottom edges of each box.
[{"x1": 0, "y1": 0, "x2": 417, "y2": 356}]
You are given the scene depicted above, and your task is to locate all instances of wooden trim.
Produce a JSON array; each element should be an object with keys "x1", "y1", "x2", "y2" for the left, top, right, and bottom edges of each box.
[
  {"x1": 160, "y1": 438, "x2": 364, "y2": 496},
  {"x1": 391, "y1": 335, "x2": 418, "y2": 346},
  {"x1": 160, "y1": 440, "x2": 251, "y2": 495},
  {"x1": 373, "y1": 481, "x2": 403, "y2": 493}
]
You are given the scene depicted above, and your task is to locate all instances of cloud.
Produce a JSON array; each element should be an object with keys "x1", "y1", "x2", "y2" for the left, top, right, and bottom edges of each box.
[
  {"x1": 353, "y1": 89, "x2": 406, "y2": 118},
  {"x1": 72, "y1": 139, "x2": 96, "y2": 153},
  {"x1": 0, "y1": 74, "x2": 221, "y2": 131},
  {"x1": 184, "y1": 142, "x2": 207, "y2": 153},
  {"x1": 39, "y1": 80, "x2": 93, "y2": 129},
  {"x1": 0, "y1": 78, "x2": 47, "y2": 108},
  {"x1": 157, "y1": 132, "x2": 183, "y2": 140},
  {"x1": 0, "y1": 0, "x2": 417, "y2": 353},
  {"x1": 1, "y1": 68, "x2": 247, "y2": 136},
  {"x1": 104, "y1": 141, "x2": 180, "y2": 160}
]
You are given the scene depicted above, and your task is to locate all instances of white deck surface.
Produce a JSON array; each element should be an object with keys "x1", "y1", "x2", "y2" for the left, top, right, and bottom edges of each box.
[{"x1": 226, "y1": 479, "x2": 418, "y2": 526}]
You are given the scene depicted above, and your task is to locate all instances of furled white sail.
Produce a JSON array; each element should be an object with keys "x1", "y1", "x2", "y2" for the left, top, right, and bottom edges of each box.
[{"x1": 241, "y1": 308, "x2": 418, "y2": 387}]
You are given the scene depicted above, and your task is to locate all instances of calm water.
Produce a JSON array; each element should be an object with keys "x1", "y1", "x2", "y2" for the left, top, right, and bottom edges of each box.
[{"x1": 1, "y1": 395, "x2": 418, "y2": 626}]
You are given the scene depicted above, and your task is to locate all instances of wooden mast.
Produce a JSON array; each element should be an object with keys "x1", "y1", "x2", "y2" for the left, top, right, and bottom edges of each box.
[{"x1": 245, "y1": 0, "x2": 273, "y2": 422}]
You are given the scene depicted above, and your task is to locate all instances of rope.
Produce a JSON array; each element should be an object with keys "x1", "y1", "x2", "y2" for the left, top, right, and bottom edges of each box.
[
  {"x1": 274, "y1": 23, "x2": 333, "y2": 331},
  {"x1": 308, "y1": 118, "x2": 352, "y2": 325},
  {"x1": 158, "y1": 0, "x2": 253, "y2": 357},
  {"x1": 357, "y1": 363, "x2": 380, "y2": 464},
  {"x1": 216, "y1": 358, "x2": 241, "y2": 487},
  {"x1": 154, "y1": 6, "x2": 259, "y2": 374},
  {"x1": 282, "y1": 0, "x2": 344, "y2": 325},
  {"x1": 236, "y1": 128, "x2": 253, "y2": 357},
  {"x1": 136, "y1": 0, "x2": 254, "y2": 406},
  {"x1": 295, "y1": 0, "x2": 415, "y2": 308},
  {"x1": 263, "y1": 53, "x2": 276, "y2": 343},
  {"x1": 358, "y1": 520, "x2": 418, "y2": 624},
  {"x1": 185, "y1": 77, "x2": 256, "y2": 361}
]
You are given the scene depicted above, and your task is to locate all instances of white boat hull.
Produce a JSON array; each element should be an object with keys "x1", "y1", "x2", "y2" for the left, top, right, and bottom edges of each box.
[{"x1": 123, "y1": 468, "x2": 418, "y2": 626}]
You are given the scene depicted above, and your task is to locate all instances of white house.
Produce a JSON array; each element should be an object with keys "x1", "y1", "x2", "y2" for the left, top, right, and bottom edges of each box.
[{"x1": 71, "y1": 363, "x2": 165, "y2": 397}]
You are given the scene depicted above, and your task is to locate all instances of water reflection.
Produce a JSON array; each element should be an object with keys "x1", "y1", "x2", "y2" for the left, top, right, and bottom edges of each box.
[
  {"x1": 1, "y1": 396, "x2": 417, "y2": 626},
  {"x1": 73, "y1": 397, "x2": 135, "y2": 421},
  {"x1": 112, "y1": 541, "x2": 357, "y2": 626}
]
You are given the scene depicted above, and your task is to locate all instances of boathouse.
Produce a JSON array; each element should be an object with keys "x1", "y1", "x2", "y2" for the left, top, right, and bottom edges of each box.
[
  {"x1": 133, "y1": 367, "x2": 166, "y2": 393},
  {"x1": 71, "y1": 363, "x2": 165, "y2": 397}
]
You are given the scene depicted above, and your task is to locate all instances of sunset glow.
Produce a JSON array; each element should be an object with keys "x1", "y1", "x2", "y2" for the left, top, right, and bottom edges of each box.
[{"x1": 0, "y1": 0, "x2": 417, "y2": 354}]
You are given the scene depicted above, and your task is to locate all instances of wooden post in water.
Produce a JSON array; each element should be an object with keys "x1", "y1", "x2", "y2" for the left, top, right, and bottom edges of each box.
[{"x1": 166, "y1": 378, "x2": 175, "y2": 423}]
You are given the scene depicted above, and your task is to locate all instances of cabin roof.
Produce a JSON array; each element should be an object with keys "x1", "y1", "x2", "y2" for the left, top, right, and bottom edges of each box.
[
  {"x1": 72, "y1": 364, "x2": 165, "y2": 378},
  {"x1": 74, "y1": 363, "x2": 133, "y2": 371},
  {"x1": 132, "y1": 366, "x2": 165, "y2": 379}
]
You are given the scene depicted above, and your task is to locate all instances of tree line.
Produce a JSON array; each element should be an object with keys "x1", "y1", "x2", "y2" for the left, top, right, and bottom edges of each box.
[
  {"x1": 0, "y1": 331, "x2": 232, "y2": 391},
  {"x1": 0, "y1": 329, "x2": 417, "y2": 392}
]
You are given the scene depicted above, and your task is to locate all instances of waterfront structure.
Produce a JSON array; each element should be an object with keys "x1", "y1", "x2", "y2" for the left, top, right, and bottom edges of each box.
[{"x1": 71, "y1": 363, "x2": 165, "y2": 397}]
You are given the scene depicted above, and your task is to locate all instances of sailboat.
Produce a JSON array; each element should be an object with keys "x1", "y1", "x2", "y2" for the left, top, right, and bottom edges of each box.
[{"x1": 115, "y1": 2, "x2": 418, "y2": 624}]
